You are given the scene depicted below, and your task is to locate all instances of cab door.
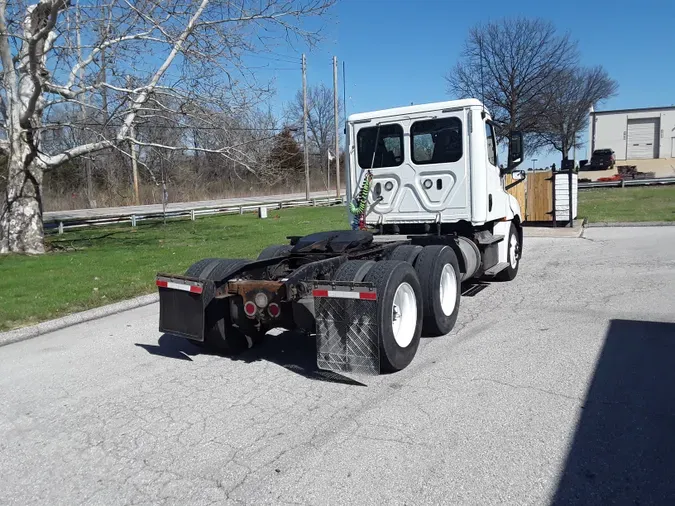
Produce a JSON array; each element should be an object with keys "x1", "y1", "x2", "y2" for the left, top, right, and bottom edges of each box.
[{"x1": 484, "y1": 120, "x2": 507, "y2": 220}]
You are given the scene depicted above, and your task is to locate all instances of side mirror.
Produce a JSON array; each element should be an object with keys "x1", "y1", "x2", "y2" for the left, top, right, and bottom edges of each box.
[
  {"x1": 511, "y1": 170, "x2": 525, "y2": 181},
  {"x1": 507, "y1": 131, "x2": 524, "y2": 170}
]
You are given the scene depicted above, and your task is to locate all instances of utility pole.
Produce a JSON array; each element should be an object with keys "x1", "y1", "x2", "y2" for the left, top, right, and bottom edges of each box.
[
  {"x1": 333, "y1": 56, "x2": 340, "y2": 199},
  {"x1": 569, "y1": 140, "x2": 575, "y2": 228},
  {"x1": 302, "y1": 54, "x2": 310, "y2": 200}
]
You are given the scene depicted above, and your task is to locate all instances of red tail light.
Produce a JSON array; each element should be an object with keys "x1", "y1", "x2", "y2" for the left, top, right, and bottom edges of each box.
[
  {"x1": 244, "y1": 301, "x2": 257, "y2": 317},
  {"x1": 268, "y1": 303, "x2": 281, "y2": 318}
]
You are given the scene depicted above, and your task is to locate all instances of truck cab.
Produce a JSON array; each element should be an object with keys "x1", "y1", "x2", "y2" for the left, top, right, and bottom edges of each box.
[{"x1": 346, "y1": 99, "x2": 523, "y2": 232}]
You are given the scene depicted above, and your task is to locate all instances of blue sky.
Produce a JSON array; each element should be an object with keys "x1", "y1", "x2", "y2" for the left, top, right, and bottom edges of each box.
[{"x1": 262, "y1": 0, "x2": 673, "y2": 167}]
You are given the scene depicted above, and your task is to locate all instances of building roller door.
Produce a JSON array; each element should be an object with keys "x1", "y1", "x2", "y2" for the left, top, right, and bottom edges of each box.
[{"x1": 627, "y1": 118, "x2": 659, "y2": 159}]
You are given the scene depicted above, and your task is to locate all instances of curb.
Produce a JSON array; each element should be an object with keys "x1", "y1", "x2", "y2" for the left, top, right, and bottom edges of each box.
[
  {"x1": 0, "y1": 293, "x2": 159, "y2": 348},
  {"x1": 585, "y1": 221, "x2": 675, "y2": 228}
]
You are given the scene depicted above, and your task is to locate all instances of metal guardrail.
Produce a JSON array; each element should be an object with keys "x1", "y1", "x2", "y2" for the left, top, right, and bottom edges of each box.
[
  {"x1": 45, "y1": 195, "x2": 346, "y2": 234},
  {"x1": 579, "y1": 177, "x2": 675, "y2": 189}
]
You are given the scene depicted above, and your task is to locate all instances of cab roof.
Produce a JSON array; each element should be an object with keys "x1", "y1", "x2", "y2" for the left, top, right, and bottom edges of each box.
[{"x1": 347, "y1": 99, "x2": 485, "y2": 123}]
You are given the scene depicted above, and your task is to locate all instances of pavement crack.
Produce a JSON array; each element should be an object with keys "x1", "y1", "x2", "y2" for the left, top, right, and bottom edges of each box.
[{"x1": 471, "y1": 376, "x2": 583, "y2": 403}]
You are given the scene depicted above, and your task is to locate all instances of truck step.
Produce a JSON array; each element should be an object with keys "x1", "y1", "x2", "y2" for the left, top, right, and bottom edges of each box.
[
  {"x1": 474, "y1": 231, "x2": 504, "y2": 246},
  {"x1": 483, "y1": 262, "x2": 509, "y2": 276}
]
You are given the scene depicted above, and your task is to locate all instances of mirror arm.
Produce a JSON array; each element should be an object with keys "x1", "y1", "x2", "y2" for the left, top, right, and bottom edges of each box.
[{"x1": 505, "y1": 178, "x2": 525, "y2": 191}]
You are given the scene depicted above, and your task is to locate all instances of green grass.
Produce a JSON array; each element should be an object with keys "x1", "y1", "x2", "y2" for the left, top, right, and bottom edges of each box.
[
  {"x1": 578, "y1": 186, "x2": 675, "y2": 223},
  {"x1": 3, "y1": 186, "x2": 671, "y2": 331},
  {"x1": 0, "y1": 206, "x2": 349, "y2": 331}
]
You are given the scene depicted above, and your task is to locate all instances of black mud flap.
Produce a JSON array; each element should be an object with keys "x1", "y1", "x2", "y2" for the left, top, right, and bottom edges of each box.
[
  {"x1": 157, "y1": 275, "x2": 215, "y2": 341},
  {"x1": 313, "y1": 282, "x2": 380, "y2": 375}
]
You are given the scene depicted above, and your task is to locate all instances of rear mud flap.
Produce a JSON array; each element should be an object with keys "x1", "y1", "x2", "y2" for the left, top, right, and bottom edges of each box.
[
  {"x1": 157, "y1": 275, "x2": 216, "y2": 341},
  {"x1": 313, "y1": 283, "x2": 380, "y2": 375}
]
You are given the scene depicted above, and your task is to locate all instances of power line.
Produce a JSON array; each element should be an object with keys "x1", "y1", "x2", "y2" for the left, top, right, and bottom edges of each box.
[
  {"x1": 247, "y1": 53, "x2": 300, "y2": 65},
  {"x1": 41, "y1": 122, "x2": 295, "y2": 132}
]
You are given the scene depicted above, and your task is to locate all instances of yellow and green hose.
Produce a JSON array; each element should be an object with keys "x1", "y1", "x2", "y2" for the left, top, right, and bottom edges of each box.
[{"x1": 350, "y1": 171, "x2": 373, "y2": 229}]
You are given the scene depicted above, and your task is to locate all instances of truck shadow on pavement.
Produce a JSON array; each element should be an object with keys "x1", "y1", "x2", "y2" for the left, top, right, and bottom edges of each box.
[
  {"x1": 137, "y1": 332, "x2": 367, "y2": 386},
  {"x1": 552, "y1": 319, "x2": 675, "y2": 505}
]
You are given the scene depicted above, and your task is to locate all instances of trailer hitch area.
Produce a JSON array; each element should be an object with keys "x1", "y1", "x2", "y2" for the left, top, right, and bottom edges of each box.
[
  {"x1": 221, "y1": 279, "x2": 286, "y2": 320},
  {"x1": 312, "y1": 281, "x2": 380, "y2": 375}
]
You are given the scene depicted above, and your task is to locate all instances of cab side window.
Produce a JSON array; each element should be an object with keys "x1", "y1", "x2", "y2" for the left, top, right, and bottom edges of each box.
[{"x1": 485, "y1": 122, "x2": 497, "y2": 166}]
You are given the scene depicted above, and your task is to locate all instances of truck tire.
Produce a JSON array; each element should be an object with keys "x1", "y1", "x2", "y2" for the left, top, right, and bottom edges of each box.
[
  {"x1": 496, "y1": 223, "x2": 520, "y2": 281},
  {"x1": 333, "y1": 260, "x2": 375, "y2": 282},
  {"x1": 184, "y1": 258, "x2": 258, "y2": 355},
  {"x1": 364, "y1": 261, "x2": 423, "y2": 372},
  {"x1": 414, "y1": 245, "x2": 461, "y2": 337},
  {"x1": 257, "y1": 244, "x2": 292, "y2": 260},
  {"x1": 389, "y1": 244, "x2": 423, "y2": 264},
  {"x1": 185, "y1": 258, "x2": 248, "y2": 280}
]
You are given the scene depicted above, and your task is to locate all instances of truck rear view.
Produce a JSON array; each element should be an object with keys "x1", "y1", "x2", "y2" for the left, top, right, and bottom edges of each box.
[{"x1": 157, "y1": 99, "x2": 525, "y2": 374}]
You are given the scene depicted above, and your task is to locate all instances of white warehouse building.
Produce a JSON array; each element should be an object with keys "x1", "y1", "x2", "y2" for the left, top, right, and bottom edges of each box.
[{"x1": 588, "y1": 105, "x2": 675, "y2": 177}]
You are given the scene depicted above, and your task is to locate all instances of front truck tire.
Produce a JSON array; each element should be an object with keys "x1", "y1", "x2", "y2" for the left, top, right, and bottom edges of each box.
[
  {"x1": 414, "y1": 245, "x2": 461, "y2": 337},
  {"x1": 496, "y1": 222, "x2": 521, "y2": 281},
  {"x1": 184, "y1": 258, "x2": 258, "y2": 355},
  {"x1": 364, "y1": 261, "x2": 423, "y2": 373}
]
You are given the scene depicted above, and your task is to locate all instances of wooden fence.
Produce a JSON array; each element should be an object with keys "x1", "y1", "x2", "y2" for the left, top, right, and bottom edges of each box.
[{"x1": 505, "y1": 171, "x2": 577, "y2": 223}]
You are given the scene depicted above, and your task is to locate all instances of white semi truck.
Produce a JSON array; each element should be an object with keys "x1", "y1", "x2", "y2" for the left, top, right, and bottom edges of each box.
[{"x1": 156, "y1": 99, "x2": 525, "y2": 374}]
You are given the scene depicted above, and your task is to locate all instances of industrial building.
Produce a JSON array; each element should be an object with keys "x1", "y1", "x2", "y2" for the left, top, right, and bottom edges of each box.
[{"x1": 588, "y1": 105, "x2": 675, "y2": 177}]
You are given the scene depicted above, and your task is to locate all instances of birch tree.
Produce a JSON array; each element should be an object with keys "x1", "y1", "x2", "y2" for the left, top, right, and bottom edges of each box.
[{"x1": 0, "y1": 0, "x2": 333, "y2": 254}]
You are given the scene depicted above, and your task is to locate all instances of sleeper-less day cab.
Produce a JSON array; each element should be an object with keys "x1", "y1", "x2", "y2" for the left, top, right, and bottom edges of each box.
[{"x1": 156, "y1": 99, "x2": 525, "y2": 374}]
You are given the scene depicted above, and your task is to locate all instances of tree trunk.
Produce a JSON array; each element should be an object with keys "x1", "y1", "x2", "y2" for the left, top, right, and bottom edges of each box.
[
  {"x1": 0, "y1": 153, "x2": 45, "y2": 254},
  {"x1": 561, "y1": 140, "x2": 569, "y2": 161}
]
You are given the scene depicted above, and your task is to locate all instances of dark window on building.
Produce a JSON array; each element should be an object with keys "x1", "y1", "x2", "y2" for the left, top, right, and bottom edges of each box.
[
  {"x1": 357, "y1": 124, "x2": 404, "y2": 169},
  {"x1": 411, "y1": 117, "x2": 462, "y2": 165}
]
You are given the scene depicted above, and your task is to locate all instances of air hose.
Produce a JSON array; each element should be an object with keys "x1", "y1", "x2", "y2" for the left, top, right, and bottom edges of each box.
[{"x1": 349, "y1": 171, "x2": 373, "y2": 230}]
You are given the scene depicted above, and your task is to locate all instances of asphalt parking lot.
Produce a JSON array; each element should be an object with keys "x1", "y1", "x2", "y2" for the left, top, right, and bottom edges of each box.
[{"x1": 1, "y1": 227, "x2": 674, "y2": 505}]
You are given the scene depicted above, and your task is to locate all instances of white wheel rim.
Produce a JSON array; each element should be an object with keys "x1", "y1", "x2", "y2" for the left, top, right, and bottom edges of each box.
[
  {"x1": 509, "y1": 233, "x2": 519, "y2": 268},
  {"x1": 439, "y1": 264, "x2": 457, "y2": 316},
  {"x1": 392, "y1": 282, "x2": 417, "y2": 348}
]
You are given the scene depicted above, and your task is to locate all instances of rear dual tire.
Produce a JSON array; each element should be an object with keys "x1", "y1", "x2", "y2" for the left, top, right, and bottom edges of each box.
[
  {"x1": 257, "y1": 244, "x2": 292, "y2": 260},
  {"x1": 414, "y1": 246, "x2": 461, "y2": 337},
  {"x1": 364, "y1": 261, "x2": 423, "y2": 373}
]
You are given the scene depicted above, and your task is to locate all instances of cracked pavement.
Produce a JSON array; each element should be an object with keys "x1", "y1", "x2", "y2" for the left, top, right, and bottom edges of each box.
[{"x1": 1, "y1": 227, "x2": 674, "y2": 505}]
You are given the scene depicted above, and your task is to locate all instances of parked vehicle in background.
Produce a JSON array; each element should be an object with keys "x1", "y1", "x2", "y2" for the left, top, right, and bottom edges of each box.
[{"x1": 588, "y1": 149, "x2": 616, "y2": 170}]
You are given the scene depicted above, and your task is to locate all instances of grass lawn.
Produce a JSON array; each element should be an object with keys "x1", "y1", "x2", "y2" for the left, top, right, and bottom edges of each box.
[
  {"x1": 0, "y1": 205, "x2": 349, "y2": 331},
  {"x1": 578, "y1": 186, "x2": 675, "y2": 223}
]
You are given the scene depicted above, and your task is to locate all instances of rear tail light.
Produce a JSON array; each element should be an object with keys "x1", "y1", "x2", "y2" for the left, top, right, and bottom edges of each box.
[
  {"x1": 268, "y1": 303, "x2": 281, "y2": 318},
  {"x1": 244, "y1": 301, "x2": 257, "y2": 317}
]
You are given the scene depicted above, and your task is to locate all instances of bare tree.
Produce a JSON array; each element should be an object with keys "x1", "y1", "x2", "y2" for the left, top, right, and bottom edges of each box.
[
  {"x1": 446, "y1": 17, "x2": 578, "y2": 150},
  {"x1": 537, "y1": 66, "x2": 618, "y2": 160},
  {"x1": 0, "y1": 0, "x2": 334, "y2": 254},
  {"x1": 287, "y1": 83, "x2": 341, "y2": 187}
]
